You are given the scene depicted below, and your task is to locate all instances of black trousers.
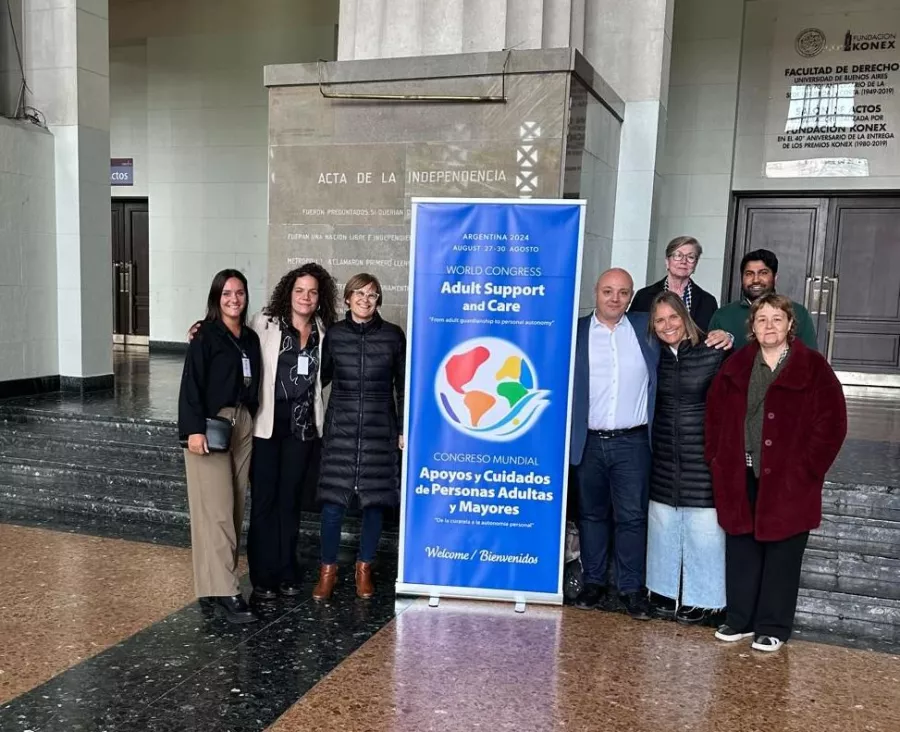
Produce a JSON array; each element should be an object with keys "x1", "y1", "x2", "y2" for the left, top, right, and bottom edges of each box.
[
  {"x1": 247, "y1": 424, "x2": 315, "y2": 589},
  {"x1": 725, "y1": 470, "x2": 809, "y2": 641}
]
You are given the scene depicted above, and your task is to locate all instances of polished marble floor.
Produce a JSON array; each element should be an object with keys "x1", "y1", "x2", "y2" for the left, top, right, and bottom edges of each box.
[
  {"x1": 1, "y1": 356, "x2": 899, "y2": 730},
  {"x1": 1, "y1": 523, "x2": 897, "y2": 732},
  {"x1": 270, "y1": 600, "x2": 900, "y2": 732},
  {"x1": 0, "y1": 524, "x2": 197, "y2": 704},
  {"x1": 1, "y1": 350, "x2": 183, "y2": 423},
  {"x1": 0, "y1": 523, "x2": 397, "y2": 732}
]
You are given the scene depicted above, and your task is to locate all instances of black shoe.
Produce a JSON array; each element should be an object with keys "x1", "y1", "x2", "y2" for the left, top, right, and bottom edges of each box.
[
  {"x1": 212, "y1": 595, "x2": 259, "y2": 624},
  {"x1": 714, "y1": 624, "x2": 754, "y2": 642},
  {"x1": 574, "y1": 583, "x2": 606, "y2": 610},
  {"x1": 620, "y1": 591, "x2": 652, "y2": 621},
  {"x1": 675, "y1": 606, "x2": 711, "y2": 625},
  {"x1": 279, "y1": 581, "x2": 303, "y2": 597},
  {"x1": 704, "y1": 609, "x2": 727, "y2": 628},
  {"x1": 251, "y1": 586, "x2": 278, "y2": 602},
  {"x1": 649, "y1": 593, "x2": 677, "y2": 620}
]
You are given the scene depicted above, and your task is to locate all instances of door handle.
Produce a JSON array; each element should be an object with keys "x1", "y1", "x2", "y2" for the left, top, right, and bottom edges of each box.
[
  {"x1": 124, "y1": 261, "x2": 135, "y2": 335},
  {"x1": 805, "y1": 275, "x2": 823, "y2": 315},
  {"x1": 825, "y1": 275, "x2": 839, "y2": 364}
]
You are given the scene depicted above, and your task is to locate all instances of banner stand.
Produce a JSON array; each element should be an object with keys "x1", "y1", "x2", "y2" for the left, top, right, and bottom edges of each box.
[{"x1": 396, "y1": 198, "x2": 586, "y2": 608}]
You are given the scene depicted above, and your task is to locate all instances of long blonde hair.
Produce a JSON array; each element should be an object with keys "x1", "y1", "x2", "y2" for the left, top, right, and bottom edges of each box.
[{"x1": 648, "y1": 291, "x2": 703, "y2": 346}]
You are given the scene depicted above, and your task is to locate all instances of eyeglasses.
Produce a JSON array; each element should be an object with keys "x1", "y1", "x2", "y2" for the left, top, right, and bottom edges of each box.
[
  {"x1": 351, "y1": 290, "x2": 379, "y2": 303},
  {"x1": 670, "y1": 252, "x2": 698, "y2": 263}
]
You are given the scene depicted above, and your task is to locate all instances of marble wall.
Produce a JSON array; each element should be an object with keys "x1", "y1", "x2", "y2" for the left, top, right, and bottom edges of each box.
[
  {"x1": 109, "y1": 43, "x2": 148, "y2": 199},
  {"x1": 0, "y1": 119, "x2": 58, "y2": 382},
  {"x1": 657, "y1": 0, "x2": 900, "y2": 299},
  {"x1": 107, "y1": 0, "x2": 339, "y2": 343},
  {"x1": 564, "y1": 77, "x2": 622, "y2": 311},
  {"x1": 654, "y1": 0, "x2": 744, "y2": 297},
  {"x1": 734, "y1": 0, "x2": 900, "y2": 191},
  {"x1": 25, "y1": 0, "x2": 113, "y2": 382},
  {"x1": 266, "y1": 50, "x2": 622, "y2": 327}
]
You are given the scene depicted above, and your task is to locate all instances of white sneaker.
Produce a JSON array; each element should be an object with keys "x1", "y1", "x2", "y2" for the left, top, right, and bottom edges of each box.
[
  {"x1": 751, "y1": 635, "x2": 785, "y2": 652},
  {"x1": 714, "y1": 624, "x2": 754, "y2": 642}
]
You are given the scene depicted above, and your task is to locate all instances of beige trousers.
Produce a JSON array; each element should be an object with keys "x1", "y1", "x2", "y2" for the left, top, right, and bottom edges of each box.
[{"x1": 184, "y1": 406, "x2": 253, "y2": 598}]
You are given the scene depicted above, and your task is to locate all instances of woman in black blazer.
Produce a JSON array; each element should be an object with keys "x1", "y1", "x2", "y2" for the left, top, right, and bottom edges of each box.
[{"x1": 178, "y1": 269, "x2": 261, "y2": 624}]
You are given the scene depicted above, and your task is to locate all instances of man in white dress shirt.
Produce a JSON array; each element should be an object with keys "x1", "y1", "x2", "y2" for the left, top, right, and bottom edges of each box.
[{"x1": 569, "y1": 269, "x2": 659, "y2": 619}]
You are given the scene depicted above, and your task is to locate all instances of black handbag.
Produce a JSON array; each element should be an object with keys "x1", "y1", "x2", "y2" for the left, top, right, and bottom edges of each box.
[{"x1": 180, "y1": 414, "x2": 235, "y2": 453}]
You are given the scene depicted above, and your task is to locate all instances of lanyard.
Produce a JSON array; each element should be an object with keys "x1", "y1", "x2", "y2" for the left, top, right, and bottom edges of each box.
[{"x1": 225, "y1": 328, "x2": 252, "y2": 387}]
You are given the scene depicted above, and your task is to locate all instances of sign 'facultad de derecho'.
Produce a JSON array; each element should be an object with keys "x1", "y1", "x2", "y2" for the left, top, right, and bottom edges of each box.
[{"x1": 766, "y1": 12, "x2": 900, "y2": 178}]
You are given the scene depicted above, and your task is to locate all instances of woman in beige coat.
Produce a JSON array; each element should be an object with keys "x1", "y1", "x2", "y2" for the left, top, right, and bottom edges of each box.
[{"x1": 245, "y1": 264, "x2": 338, "y2": 602}]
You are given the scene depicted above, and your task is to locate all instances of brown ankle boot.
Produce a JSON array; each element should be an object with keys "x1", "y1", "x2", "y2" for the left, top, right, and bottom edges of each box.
[
  {"x1": 312, "y1": 564, "x2": 338, "y2": 601},
  {"x1": 355, "y1": 561, "x2": 375, "y2": 599}
]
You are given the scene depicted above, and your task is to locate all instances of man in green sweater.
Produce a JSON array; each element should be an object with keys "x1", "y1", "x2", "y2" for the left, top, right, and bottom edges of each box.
[{"x1": 706, "y1": 249, "x2": 818, "y2": 350}]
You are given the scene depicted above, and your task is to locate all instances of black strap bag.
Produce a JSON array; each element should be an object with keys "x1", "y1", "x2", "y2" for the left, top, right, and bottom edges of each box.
[{"x1": 179, "y1": 413, "x2": 235, "y2": 453}]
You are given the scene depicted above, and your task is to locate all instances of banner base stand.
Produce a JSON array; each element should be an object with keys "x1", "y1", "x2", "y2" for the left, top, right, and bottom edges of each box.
[{"x1": 396, "y1": 582, "x2": 562, "y2": 607}]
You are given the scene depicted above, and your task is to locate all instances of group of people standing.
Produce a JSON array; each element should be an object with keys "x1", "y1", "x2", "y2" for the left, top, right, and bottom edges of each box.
[
  {"x1": 178, "y1": 265, "x2": 405, "y2": 623},
  {"x1": 177, "y1": 237, "x2": 848, "y2": 650},
  {"x1": 571, "y1": 238, "x2": 847, "y2": 652}
]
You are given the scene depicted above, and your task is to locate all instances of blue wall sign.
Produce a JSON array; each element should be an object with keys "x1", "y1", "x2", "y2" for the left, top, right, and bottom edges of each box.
[{"x1": 110, "y1": 158, "x2": 134, "y2": 186}]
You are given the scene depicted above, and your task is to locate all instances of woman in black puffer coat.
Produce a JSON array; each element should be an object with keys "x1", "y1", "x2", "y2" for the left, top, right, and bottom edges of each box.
[
  {"x1": 312, "y1": 273, "x2": 406, "y2": 602},
  {"x1": 646, "y1": 292, "x2": 726, "y2": 624}
]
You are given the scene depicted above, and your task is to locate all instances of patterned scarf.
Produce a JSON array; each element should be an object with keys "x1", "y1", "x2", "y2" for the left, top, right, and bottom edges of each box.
[{"x1": 664, "y1": 276, "x2": 693, "y2": 313}]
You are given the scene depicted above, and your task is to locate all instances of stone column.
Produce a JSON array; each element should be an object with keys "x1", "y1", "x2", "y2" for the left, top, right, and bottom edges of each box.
[
  {"x1": 24, "y1": 0, "x2": 113, "y2": 387},
  {"x1": 336, "y1": 0, "x2": 674, "y2": 286},
  {"x1": 337, "y1": 0, "x2": 588, "y2": 60},
  {"x1": 584, "y1": 0, "x2": 674, "y2": 284}
]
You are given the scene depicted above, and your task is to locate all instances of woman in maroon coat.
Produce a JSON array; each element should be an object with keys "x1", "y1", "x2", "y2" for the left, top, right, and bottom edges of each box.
[{"x1": 705, "y1": 293, "x2": 847, "y2": 652}]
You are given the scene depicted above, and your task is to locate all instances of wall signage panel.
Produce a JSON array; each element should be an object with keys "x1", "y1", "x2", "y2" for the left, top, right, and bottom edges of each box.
[{"x1": 766, "y1": 11, "x2": 900, "y2": 178}]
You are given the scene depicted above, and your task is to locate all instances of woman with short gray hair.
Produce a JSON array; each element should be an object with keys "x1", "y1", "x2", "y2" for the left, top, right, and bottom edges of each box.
[
  {"x1": 630, "y1": 236, "x2": 718, "y2": 331},
  {"x1": 312, "y1": 273, "x2": 406, "y2": 602}
]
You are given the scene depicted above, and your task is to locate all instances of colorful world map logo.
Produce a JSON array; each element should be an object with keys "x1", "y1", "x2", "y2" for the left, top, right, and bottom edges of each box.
[{"x1": 435, "y1": 337, "x2": 550, "y2": 442}]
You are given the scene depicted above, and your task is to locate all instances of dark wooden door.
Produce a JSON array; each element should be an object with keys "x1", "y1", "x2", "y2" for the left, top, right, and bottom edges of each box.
[
  {"x1": 111, "y1": 200, "x2": 149, "y2": 337},
  {"x1": 730, "y1": 197, "x2": 830, "y2": 342},
  {"x1": 111, "y1": 204, "x2": 127, "y2": 335},
  {"x1": 823, "y1": 198, "x2": 900, "y2": 374}
]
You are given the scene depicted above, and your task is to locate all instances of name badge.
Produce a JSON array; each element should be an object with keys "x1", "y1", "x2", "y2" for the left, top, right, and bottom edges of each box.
[
  {"x1": 242, "y1": 356, "x2": 252, "y2": 379},
  {"x1": 298, "y1": 355, "x2": 310, "y2": 376}
]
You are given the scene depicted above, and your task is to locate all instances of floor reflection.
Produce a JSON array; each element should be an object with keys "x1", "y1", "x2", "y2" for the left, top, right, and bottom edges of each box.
[{"x1": 270, "y1": 600, "x2": 900, "y2": 732}]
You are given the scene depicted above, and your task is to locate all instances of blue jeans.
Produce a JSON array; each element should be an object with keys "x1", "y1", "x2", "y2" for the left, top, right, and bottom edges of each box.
[
  {"x1": 319, "y1": 502, "x2": 383, "y2": 565},
  {"x1": 576, "y1": 430, "x2": 651, "y2": 593},
  {"x1": 646, "y1": 500, "x2": 726, "y2": 609}
]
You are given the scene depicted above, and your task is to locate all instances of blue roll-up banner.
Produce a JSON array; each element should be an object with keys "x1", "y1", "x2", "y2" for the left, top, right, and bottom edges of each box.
[{"x1": 398, "y1": 198, "x2": 585, "y2": 605}]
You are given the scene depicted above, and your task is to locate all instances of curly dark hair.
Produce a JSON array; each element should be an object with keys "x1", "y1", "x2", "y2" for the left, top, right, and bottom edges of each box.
[{"x1": 263, "y1": 263, "x2": 338, "y2": 328}]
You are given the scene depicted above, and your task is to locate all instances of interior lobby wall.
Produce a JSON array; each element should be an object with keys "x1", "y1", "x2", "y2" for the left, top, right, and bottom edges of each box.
[{"x1": 109, "y1": 0, "x2": 339, "y2": 343}]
